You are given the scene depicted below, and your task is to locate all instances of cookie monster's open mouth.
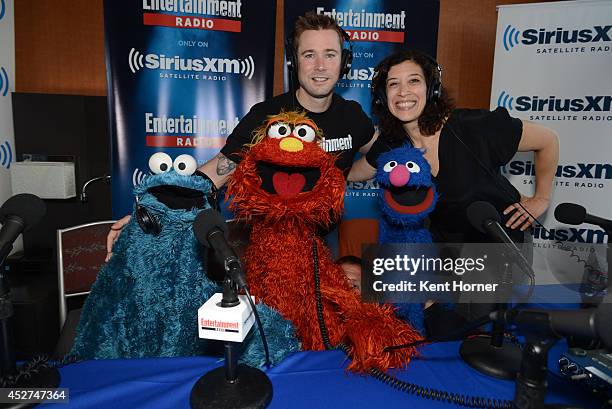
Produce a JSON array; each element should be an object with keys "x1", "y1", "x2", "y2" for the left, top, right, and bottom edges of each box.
[
  {"x1": 384, "y1": 185, "x2": 435, "y2": 214},
  {"x1": 256, "y1": 161, "x2": 320, "y2": 197},
  {"x1": 149, "y1": 185, "x2": 208, "y2": 210}
]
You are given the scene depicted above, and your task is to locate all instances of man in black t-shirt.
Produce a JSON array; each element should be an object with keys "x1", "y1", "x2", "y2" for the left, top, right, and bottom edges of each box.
[{"x1": 106, "y1": 12, "x2": 376, "y2": 258}]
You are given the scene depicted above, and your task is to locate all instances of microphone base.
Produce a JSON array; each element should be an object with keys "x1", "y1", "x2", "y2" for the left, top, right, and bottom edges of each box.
[
  {"x1": 2, "y1": 365, "x2": 61, "y2": 409},
  {"x1": 460, "y1": 335, "x2": 521, "y2": 380},
  {"x1": 190, "y1": 364, "x2": 272, "y2": 409}
]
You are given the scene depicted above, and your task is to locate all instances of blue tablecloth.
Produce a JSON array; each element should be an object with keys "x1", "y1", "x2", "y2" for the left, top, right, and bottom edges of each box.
[{"x1": 42, "y1": 341, "x2": 603, "y2": 409}]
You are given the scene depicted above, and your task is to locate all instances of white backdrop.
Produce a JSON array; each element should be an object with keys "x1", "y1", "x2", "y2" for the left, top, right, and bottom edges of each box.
[
  {"x1": 0, "y1": 0, "x2": 14, "y2": 202},
  {"x1": 0, "y1": 0, "x2": 19, "y2": 254},
  {"x1": 492, "y1": 0, "x2": 611, "y2": 287}
]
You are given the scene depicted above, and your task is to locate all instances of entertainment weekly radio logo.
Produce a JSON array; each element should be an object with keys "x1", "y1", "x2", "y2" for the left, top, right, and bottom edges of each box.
[
  {"x1": 501, "y1": 24, "x2": 611, "y2": 54},
  {"x1": 497, "y1": 91, "x2": 612, "y2": 122},
  {"x1": 317, "y1": 7, "x2": 406, "y2": 43},
  {"x1": 142, "y1": 0, "x2": 242, "y2": 32},
  {"x1": 128, "y1": 48, "x2": 255, "y2": 79},
  {"x1": 143, "y1": 112, "x2": 239, "y2": 148}
]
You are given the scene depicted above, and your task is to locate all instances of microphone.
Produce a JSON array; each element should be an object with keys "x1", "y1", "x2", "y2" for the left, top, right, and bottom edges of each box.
[
  {"x1": 193, "y1": 208, "x2": 247, "y2": 289},
  {"x1": 554, "y1": 202, "x2": 612, "y2": 232},
  {"x1": 491, "y1": 297, "x2": 612, "y2": 349},
  {"x1": 0, "y1": 193, "x2": 46, "y2": 265},
  {"x1": 466, "y1": 201, "x2": 533, "y2": 278}
]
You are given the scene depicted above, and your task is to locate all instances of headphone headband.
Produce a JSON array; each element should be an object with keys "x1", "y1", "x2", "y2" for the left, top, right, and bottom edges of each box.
[
  {"x1": 285, "y1": 27, "x2": 353, "y2": 79},
  {"x1": 372, "y1": 51, "x2": 442, "y2": 108}
]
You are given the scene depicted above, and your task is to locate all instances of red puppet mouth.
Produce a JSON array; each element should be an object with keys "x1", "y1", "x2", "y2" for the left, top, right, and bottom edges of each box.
[
  {"x1": 383, "y1": 186, "x2": 435, "y2": 214},
  {"x1": 256, "y1": 162, "x2": 320, "y2": 197}
]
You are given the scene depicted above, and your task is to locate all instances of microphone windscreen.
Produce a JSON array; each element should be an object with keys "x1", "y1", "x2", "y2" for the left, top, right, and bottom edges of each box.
[
  {"x1": 0, "y1": 193, "x2": 46, "y2": 231},
  {"x1": 466, "y1": 201, "x2": 500, "y2": 234},
  {"x1": 554, "y1": 203, "x2": 586, "y2": 225},
  {"x1": 193, "y1": 208, "x2": 228, "y2": 247},
  {"x1": 596, "y1": 294, "x2": 612, "y2": 350}
]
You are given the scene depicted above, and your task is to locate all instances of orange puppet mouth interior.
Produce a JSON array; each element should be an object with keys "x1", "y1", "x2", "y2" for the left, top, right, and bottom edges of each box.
[
  {"x1": 383, "y1": 185, "x2": 435, "y2": 214},
  {"x1": 256, "y1": 161, "x2": 321, "y2": 198}
]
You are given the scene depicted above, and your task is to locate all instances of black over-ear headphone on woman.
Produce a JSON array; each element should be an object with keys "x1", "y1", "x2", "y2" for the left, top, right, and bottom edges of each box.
[
  {"x1": 285, "y1": 28, "x2": 354, "y2": 78},
  {"x1": 372, "y1": 51, "x2": 442, "y2": 107}
]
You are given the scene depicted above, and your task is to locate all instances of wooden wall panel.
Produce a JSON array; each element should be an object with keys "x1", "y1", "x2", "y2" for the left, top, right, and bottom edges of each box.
[
  {"x1": 15, "y1": 0, "x2": 106, "y2": 96},
  {"x1": 437, "y1": 0, "x2": 556, "y2": 109},
  {"x1": 15, "y1": 0, "x2": 557, "y2": 105}
]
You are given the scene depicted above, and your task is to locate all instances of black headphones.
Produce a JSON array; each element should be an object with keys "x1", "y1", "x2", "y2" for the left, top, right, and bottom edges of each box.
[
  {"x1": 285, "y1": 28, "x2": 353, "y2": 78},
  {"x1": 372, "y1": 51, "x2": 442, "y2": 107},
  {"x1": 135, "y1": 196, "x2": 162, "y2": 236}
]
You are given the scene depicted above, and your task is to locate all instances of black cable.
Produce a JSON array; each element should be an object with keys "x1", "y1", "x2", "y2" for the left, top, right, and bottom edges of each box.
[
  {"x1": 243, "y1": 285, "x2": 271, "y2": 367},
  {"x1": 310, "y1": 235, "x2": 513, "y2": 409}
]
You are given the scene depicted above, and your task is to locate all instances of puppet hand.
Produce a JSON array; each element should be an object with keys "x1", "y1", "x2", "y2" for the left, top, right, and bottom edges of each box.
[
  {"x1": 105, "y1": 215, "x2": 131, "y2": 262},
  {"x1": 503, "y1": 196, "x2": 549, "y2": 231}
]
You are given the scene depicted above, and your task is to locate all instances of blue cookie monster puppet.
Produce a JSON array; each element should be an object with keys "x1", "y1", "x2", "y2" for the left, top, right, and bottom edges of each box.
[
  {"x1": 376, "y1": 145, "x2": 438, "y2": 333},
  {"x1": 71, "y1": 153, "x2": 299, "y2": 366}
]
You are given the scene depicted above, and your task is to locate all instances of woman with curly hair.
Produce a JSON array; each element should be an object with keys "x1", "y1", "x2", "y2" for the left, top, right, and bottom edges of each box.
[{"x1": 349, "y1": 49, "x2": 559, "y2": 245}]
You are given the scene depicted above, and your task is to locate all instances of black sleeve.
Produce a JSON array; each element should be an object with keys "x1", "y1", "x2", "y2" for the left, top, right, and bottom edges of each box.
[
  {"x1": 477, "y1": 107, "x2": 523, "y2": 167},
  {"x1": 348, "y1": 101, "x2": 375, "y2": 150},
  {"x1": 365, "y1": 135, "x2": 392, "y2": 168},
  {"x1": 220, "y1": 102, "x2": 268, "y2": 164}
]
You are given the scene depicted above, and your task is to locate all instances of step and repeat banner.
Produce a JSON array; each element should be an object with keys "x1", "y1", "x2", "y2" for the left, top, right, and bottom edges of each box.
[
  {"x1": 285, "y1": 1, "x2": 440, "y2": 257},
  {"x1": 492, "y1": 0, "x2": 611, "y2": 289},
  {"x1": 0, "y1": 0, "x2": 14, "y2": 203},
  {"x1": 105, "y1": 0, "x2": 276, "y2": 216}
]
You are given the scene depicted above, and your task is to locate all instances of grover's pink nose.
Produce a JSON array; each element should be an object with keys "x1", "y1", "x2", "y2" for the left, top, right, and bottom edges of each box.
[{"x1": 389, "y1": 165, "x2": 410, "y2": 187}]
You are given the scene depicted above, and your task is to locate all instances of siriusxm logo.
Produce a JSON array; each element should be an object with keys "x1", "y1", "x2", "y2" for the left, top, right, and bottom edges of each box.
[
  {"x1": 532, "y1": 226, "x2": 606, "y2": 244},
  {"x1": 0, "y1": 66, "x2": 9, "y2": 97},
  {"x1": 497, "y1": 91, "x2": 611, "y2": 112},
  {"x1": 128, "y1": 48, "x2": 255, "y2": 79},
  {"x1": 503, "y1": 24, "x2": 611, "y2": 50},
  {"x1": 503, "y1": 160, "x2": 611, "y2": 180},
  {"x1": 344, "y1": 67, "x2": 375, "y2": 81},
  {"x1": 0, "y1": 140, "x2": 12, "y2": 169}
]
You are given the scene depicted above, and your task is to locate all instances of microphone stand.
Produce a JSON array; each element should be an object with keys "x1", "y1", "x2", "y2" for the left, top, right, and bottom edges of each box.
[
  {"x1": 190, "y1": 277, "x2": 272, "y2": 409},
  {"x1": 460, "y1": 254, "x2": 522, "y2": 380},
  {"x1": 513, "y1": 312, "x2": 583, "y2": 409}
]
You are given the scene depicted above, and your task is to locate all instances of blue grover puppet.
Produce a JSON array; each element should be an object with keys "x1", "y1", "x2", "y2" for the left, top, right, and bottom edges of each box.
[
  {"x1": 71, "y1": 153, "x2": 299, "y2": 366},
  {"x1": 376, "y1": 145, "x2": 438, "y2": 333}
]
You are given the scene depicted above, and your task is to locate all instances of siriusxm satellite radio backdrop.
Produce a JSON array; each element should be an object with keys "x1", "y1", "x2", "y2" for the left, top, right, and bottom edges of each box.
[
  {"x1": 284, "y1": 2, "x2": 439, "y2": 257},
  {"x1": 105, "y1": 0, "x2": 276, "y2": 216},
  {"x1": 492, "y1": 1, "x2": 611, "y2": 295}
]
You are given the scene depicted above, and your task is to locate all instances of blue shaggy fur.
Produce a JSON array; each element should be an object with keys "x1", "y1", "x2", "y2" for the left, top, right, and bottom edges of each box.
[
  {"x1": 376, "y1": 145, "x2": 439, "y2": 333},
  {"x1": 71, "y1": 169, "x2": 299, "y2": 366}
]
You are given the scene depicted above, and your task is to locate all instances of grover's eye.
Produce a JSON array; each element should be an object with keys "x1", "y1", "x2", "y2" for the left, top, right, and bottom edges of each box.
[
  {"x1": 383, "y1": 160, "x2": 398, "y2": 172},
  {"x1": 405, "y1": 161, "x2": 421, "y2": 173},
  {"x1": 149, "y1": 152, "x2": 173, "y2": 174},
  {"x1": 292, "y1": 124, "x2": 316, "y2": 142},
  {"x1": 268, "y1": 122, "x2": 291, "y2": 139},
  {"x1": 173, "y1": 154, "x2": 197, "y2": 176}
]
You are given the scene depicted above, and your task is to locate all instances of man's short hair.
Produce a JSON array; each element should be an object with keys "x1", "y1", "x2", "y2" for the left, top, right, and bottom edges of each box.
[{"x1": 292, "y1": 11, "x2": 344, "y2": 53}]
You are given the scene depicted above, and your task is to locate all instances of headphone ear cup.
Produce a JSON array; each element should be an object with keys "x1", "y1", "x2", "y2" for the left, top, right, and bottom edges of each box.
[
  {"x1": 285, "y1": 36, "x2": 296, "y2": 74},
  {"x1": 136, "y1": 204, "x2": 161, "y2": 236},
  {"x1": 340, "y1": 49, "x2": 352, "y2": 77}
]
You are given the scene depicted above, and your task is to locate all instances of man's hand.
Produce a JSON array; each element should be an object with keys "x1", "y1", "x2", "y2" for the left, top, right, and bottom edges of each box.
[{"x1": 106, "y1": 215, "x2": 131, "y2": 262}]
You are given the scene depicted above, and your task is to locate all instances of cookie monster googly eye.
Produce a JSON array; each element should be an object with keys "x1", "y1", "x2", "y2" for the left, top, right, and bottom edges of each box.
[
  {"x1": 173, "y1": 154, "x2": 197, "y2": 176},
  {"x1": 149, "y1": 152, "x2": 173, "y2": 174}
]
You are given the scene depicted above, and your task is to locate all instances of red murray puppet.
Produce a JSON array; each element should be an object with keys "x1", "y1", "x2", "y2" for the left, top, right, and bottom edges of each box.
[{"x1": 227, "y1": 111, "x2": 421, "y2": 373}]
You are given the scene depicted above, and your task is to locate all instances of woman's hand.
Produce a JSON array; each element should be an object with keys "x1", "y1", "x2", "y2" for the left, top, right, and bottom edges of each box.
[
  {"x1": 503, "y1": 196, "x2": 550, "y2": 231},
  {"x1": 105, "y1": 215, "x2": 131, "y2": 262}
]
